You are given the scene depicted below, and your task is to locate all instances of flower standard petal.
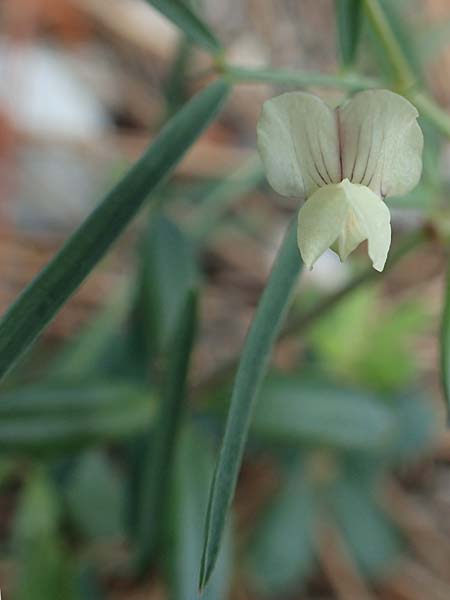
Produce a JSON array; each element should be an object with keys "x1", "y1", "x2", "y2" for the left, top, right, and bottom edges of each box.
[
  {"x1": 338, "y1": 89, "x2": 423, "y2": 198},
  {"x1": 339, "y1": 179, "x2": 391, "y2": 272},
  {"x1": 297, "y1": 184, "x2": 349, "y2": 269},
  {"x1": 257, "y1": 92, "x2": 341, "y2": 199}
]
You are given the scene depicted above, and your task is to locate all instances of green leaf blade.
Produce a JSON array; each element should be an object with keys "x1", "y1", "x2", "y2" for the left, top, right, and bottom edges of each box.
[
  {"x1": 0, "y1": 80, "x2": 229, "y2": 381},
  {"x1": 145, "y1": 0, "x2": 222, "y2": 53},
  {"x1": 199, "y1": 219, "x2": 302, "y2": 589},
  {"x1": 135, "y1": 289, "x2": 199, "y2": 574}
]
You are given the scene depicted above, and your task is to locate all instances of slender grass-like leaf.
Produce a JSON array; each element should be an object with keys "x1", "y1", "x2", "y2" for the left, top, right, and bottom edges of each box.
[
  {"x1": 199, "y1": 218, "x2": 302, "y2": 589},
  {"x1": 0, "y1": 383, "x2": 154, "y2": 454},
  {"x1": 135, "y1": 290, "x2": 198, "y2": 575},
  {"x1": 225, "y1": 65, "x2": 379, "y2": 90},
  {"x1": 441, "y1": 261, "x2": 450, "y2": 414},
  {"x1": 335, "y1": 0, "x2": 363, "y2": 67},
  {"x1": 145, "y1": 0, "x2": 222, "y2": 53},
  {"x1": 0, "y1": 80, "x2": 229, "y2": 382}
]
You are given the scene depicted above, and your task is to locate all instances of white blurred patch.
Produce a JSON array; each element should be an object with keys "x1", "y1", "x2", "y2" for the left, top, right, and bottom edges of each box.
[
  {"x1": 302, "y1": 248, "x2": 350, "y2": 291},
  {"x1": 0, "y1": 40, "x2": 109, "y2": 138},
  {"x1": 266, "y1": 223, "x2": 350, "y2": 293}
]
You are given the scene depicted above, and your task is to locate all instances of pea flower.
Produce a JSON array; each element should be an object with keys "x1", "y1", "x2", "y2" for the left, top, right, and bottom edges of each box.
[{"x1": 257, "y1": 90, "x2": 423, "y2": 271}]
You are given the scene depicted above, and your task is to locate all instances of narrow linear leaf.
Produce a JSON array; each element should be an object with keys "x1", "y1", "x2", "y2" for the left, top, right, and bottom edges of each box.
[
  {"x1": 335, "y1": 0, "x2": 363, "y2": 67},
  {"x1": 0, "y1": 80, "x2": 229, "y2": 381},
  {"x1": 145, "y1": 0, "x2": 222, "y2": 53},
  {"x1": 199, "y1": 219, "x2": 302, "y2": 589},
  {"x1": 441, "y1": 260, "x2": 450, "y2": 414},
  {"x1": 135, "y1": 289, "x2": 198, "y2": 575}
]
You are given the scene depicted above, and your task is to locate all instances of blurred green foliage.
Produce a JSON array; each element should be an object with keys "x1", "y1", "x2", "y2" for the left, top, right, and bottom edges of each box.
[{"x1": 309, "y1": 287, "x2": 429, "y2": 392}]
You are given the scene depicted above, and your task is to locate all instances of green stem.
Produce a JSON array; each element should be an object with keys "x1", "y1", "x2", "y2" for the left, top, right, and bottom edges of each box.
[
  {"x1": 224, "y1": 65, "x2": 380, "y2": 91},
  {"x1": 363, "y1": 0, "x2": 416, "y2": 91}
]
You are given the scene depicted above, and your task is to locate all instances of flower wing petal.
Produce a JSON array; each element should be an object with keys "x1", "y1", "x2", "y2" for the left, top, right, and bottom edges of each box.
[
  {"x1": 340, "y1": 180, "x2": 391, "y2": 272},
  {"x1": 297, "y1": 184, "x2": 349, "y2": 269},
  {"x1": 339, "y1": 89, "x2": 423, "y2": 198},
  {"x1": 257, "y1": 92, "x2": 341, "y2": 199}
]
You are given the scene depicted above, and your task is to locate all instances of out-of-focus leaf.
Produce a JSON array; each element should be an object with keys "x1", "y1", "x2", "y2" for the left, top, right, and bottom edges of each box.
[
  {"x1": 135, "y1": 290, "x2": 198, "y2": 574},
  {"x1": 145, "y1": 0, "x2": 222, "y2": 53},
  {"x1": 13, "y1": 470, "x2": 76, "y2": 600},
  {"x1": 0, "y1": 79, "x2": 229, "y2": 382},
  {"x1": 335, "y1": 0, "x2": 363, "y2": 67},
  {"x1": 247, "y1": 458, "x2": 315, "y2": 595},
  {"x1": 50, "y1": 289, "x2": 133, "y2": 381},
  {"x1": 132, "y1": 215, "x2": 198, "y2": 359},
  {"x1": 169, "y1": 426, "x2": 232, "y2": 600},
  {"x1": 418, "y1": 19, "x2": 450, "y2": 64},
  {"x1": 0, "y1": 383, "x2": 154, "y2": 455},
  {"x1": 76, "y1": 563, "x2": 104, "y2": 600},
  {"x1": 191, "y1": 157, "x2": 264, "y2": 241},
  {"x1": 385, "y1": 394, "x2": 436, "y2": 462},
  {"x1": 200, "y1": 219, "x2": 302, "y2": 589},
  {"x1": 251, "y1": 376, "x2": 395, "y2": 451},
  {"x1": 66, "y1": 451, "x2": 124, "y2": 540},
  {"x1": 310, "y1": 287, "x2": 428, "y2": 392},
  {"x1": 328, "y1": 478, "x2": 402, "y2": 578}
]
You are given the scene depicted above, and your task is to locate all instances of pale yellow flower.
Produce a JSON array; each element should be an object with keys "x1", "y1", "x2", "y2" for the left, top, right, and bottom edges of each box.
[{"x1": 257, "y1": 90, "x2": 423, "y2": 271}]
